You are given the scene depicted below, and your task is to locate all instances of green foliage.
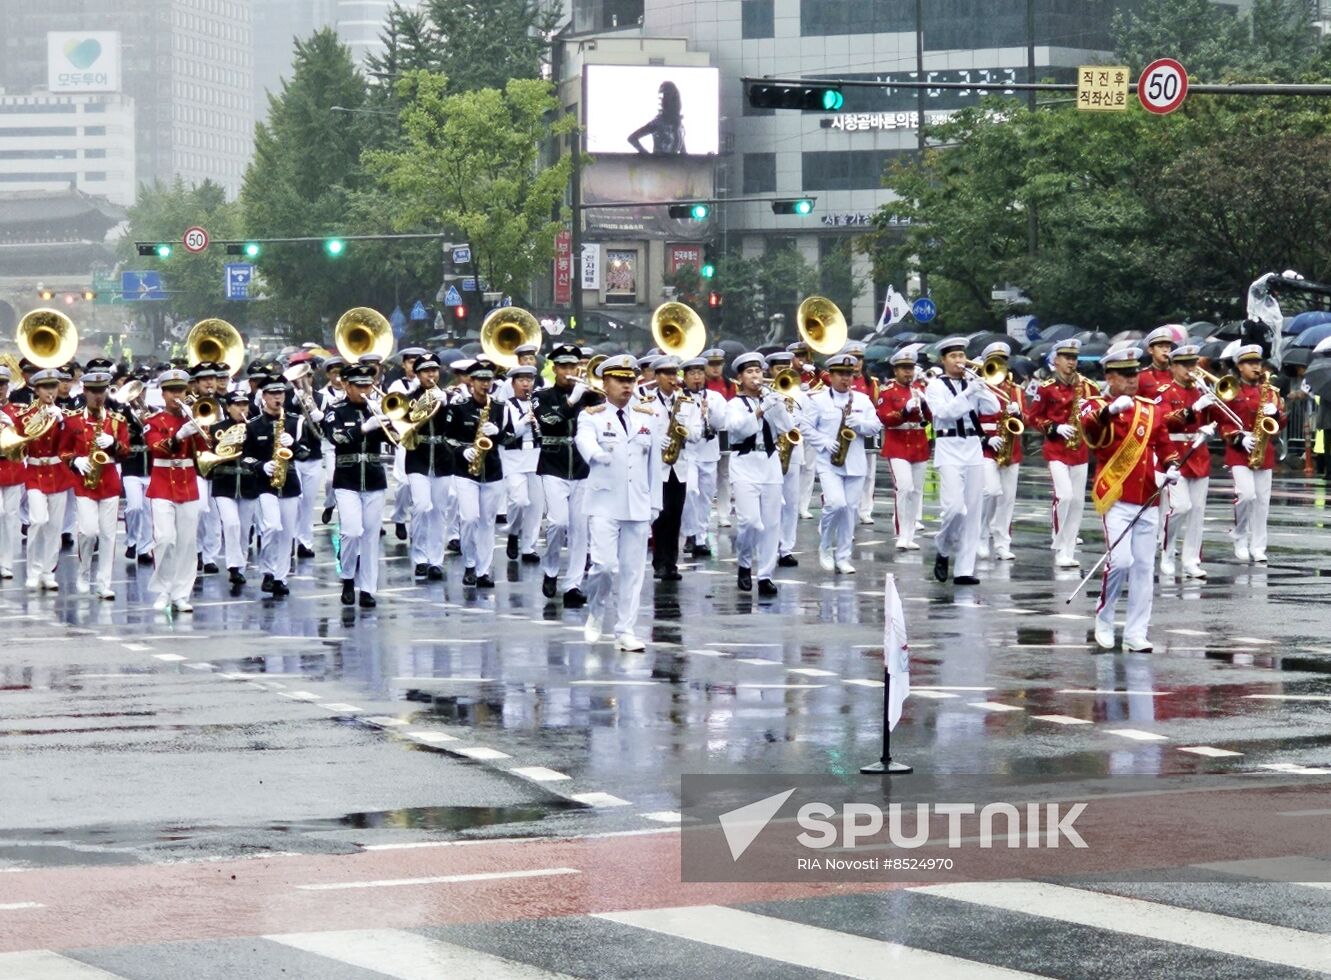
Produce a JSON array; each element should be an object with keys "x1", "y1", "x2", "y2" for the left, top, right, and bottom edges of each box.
[
  {"x1": 119, "y1": 178, "x2": 243, "y2": 325},
  {"x1": 423, "y1": 0, "x2": 563, "y2": 92},
  {"x1": 365, "y1": 71, "x2": 575, "y2": 306}
]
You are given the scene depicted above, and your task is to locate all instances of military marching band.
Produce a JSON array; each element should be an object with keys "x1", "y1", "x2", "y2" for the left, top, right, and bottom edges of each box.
[{"x1": 0, "y1": 296, "x2": 1289, "y2": 655}]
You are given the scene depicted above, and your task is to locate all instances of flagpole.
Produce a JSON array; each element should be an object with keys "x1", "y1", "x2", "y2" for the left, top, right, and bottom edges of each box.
[{"x1": 860, "y1": 671, "x2": 913, "y2": 774}]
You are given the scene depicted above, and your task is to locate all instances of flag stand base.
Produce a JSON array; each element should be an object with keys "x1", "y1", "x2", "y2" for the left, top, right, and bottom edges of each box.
[{"x1": 860, "y1": 668, "x2": 913, "y2": 775}]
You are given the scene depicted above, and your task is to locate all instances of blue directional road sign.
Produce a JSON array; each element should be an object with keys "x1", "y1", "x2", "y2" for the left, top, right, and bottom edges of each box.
[
  {"x1": 443, "y1": 285, "x2": 462, "y2": 307},
  {"x1": 121, "y1": 271, "x2": 167, "y2": 302},
  {"x1": 451, "y1": 246, "x2": 471, "y2": 265},
  {"x1": 911, "y1": 297, "x2": 937, "y2": 323},
  {"x1": 224, "y1": 263, "x2": 254, "y2": 301},
  {"x1": 410, "y1": 300, "x2": 428, "y2": 321},
  {"x1": 461, "y1": 277, "x2": 478, "y2": 292}
]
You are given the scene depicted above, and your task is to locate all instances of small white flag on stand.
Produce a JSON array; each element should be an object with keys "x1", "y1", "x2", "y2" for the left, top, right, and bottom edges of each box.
[{"x1": 884, "y1": 572, "x2": 910, "y2": 731}]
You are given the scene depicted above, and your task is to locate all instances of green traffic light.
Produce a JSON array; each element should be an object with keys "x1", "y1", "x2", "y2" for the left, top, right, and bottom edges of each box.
[
  {"x1": 701, "y1": 262, "x2": 716, "y2": 279},
  {"x1": 821, "y1": 88, "x2": 844, "y2": 111},
  {"x1": 324, "y1": 238, "x2": 346, "y2": 257},
  {"x1": 794, "y1": 199, "x2": 814, "y2": 215},
  {"x1": 690, "y1": 203, "x2": 710, "y2": 221},
  {"x1": 243, "y1": 242, "x2": 261, "y2": 259},
  {"x1": 155, "y1": 244, "x2": 172, "y2": 258}
]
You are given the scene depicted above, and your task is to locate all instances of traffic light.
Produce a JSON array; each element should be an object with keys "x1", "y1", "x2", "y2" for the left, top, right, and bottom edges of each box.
[
  {"x1": 138, "y1": 243, "x2": 172, "y2": 258},
  {"x1": 82, "y1": 289, "x2": 96, "y2": 302},
  {"x1": 324, "y1": 237, "x2": 346, "y2": 257},
  {"x1": 708, "y1": 291, "x2": 722, "y2": 308},
  {"x1": 668, "y1": 202, "x2": 711, "y2": 221},
  {"x1": 227, "y1": 242, "x2": 262, "y2": 258},
  {"x1": 700, "y1": 243, "x2": 717, "y2": 280},
  {"x1": 37, "y1": 287, "x2": 54, "y2": 301},
  {"x1": 747, "y1": 83, "x2": 844, "y2": 112},
  {"x1": 453, "y1": 304, "x2": 467, "y2": 321},
  {"x1": 772, "y1": 198, "x2": 815, "y2": 216}
]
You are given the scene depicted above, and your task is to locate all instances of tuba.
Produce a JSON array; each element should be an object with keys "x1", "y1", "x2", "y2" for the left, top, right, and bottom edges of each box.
[
  {"x1": 480, "y1": 307, "x2": 541, "y2": 370},
  {"x1": 796, "y1": 296, "x2": 848, "y2": 356},
  {"x1": 651, "y1": 301, "x2": 706, "y2": 361},
  {"x1": 0, "y1": 402, "x2": 58, "y2": 461},
  {"x1": 334, "y1": 307, "x2": 394, "y2": 365},
  {"x1": 186, "y1": 319, "x2": 245, "y2": 378},
  {"x1": 17, "y1": 308, "x2": 78, "y2": 368}
]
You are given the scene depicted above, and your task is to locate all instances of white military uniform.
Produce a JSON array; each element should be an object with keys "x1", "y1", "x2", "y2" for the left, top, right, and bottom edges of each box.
[
  {"x1": 726, "y1": 392, "x2": 793, "y2": 580},
  {"x1": 499, "y1": 394, "x2": 545, "y2": 557},
  {"x1": 925, "y1": 373, "x2": 1001, "y2": 579},
  {"x1": 778, "y1": 387, "x2": 809, "y2": 561},
  {"x1": 682, "y1": 386, "x2": 728, "y2": 544},
  {"x1": 802, "y1": 385, "x2": 883, "y2": 566},
  {"x1": 576, "y1": 398, "x2": 665, "y2": 644},
  {"x1": 318, "y1": 383, "x2": 344, "y2": 513},
  {"x1": 387, "y1": 373, "x2": 418, "y2": 528}
]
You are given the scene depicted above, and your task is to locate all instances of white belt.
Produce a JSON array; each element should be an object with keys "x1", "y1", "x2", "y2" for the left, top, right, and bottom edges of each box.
[
  {"x1": 889, "y1": 423, "x2": 922, "y2": 431},
  {"x1": 27, "y1": 456, "x2": 60, "y2": 466},
  {"x1": 980, "y1": 423, "x2": 998, "y2": 432},
  {"x1": 153, "y1": 458, "x2": 196, "y2": 469},
  {"x1": 1169, "y1": 433, "x2": 1193, "y2": 442}
]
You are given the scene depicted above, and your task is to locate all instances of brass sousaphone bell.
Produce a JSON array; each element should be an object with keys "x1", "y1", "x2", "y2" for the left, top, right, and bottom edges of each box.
[
  {"x1": 18, "y1": 308, "x2": 79, "y2": 369},
  {"x1": 334, "y1": 307, "x2": 395, "y2": 365},
  {"x1": 186, "y1": 319, "x2": 245, "y2": 378},
  {"x1": 651, "y1": 301, "x2": 706, "y2": 361},
  {"x1": 796, "y1": 296, "x2": 848, "y2": 356},
  {"x1": 480, "y1": 307, "x2": 542, "y2": 370}
]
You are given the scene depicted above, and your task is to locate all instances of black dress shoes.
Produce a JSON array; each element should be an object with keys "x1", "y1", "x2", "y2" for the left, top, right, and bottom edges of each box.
[
  {"x1": 462, "y1": 567, "x2": 477, "y2": 586},
  {"x1": 506, "y1": 535, "x2": 519, "y2": 560},
  {"x1": 953, "y1": 575, "x2": 981, "y2": 586},
  {"x1": 321, "y1": 507, "x2": 334, "y2": 524},
  {"x1": 271, "y1": 580, "x2": 290, "y2": 597},
  {"x1": 358, "y1": 591, "x2": 376, "y2": 608},
  {"x1": 542, "y1": 574, "x2": 558, "y2": 598},
  {"x1": 427, "y1": 565, "x2": 444, "y2": 581},
  {"x1": 228, "y1": 567, "x2": 245, "y2": 586},
  {"x1": 758, "y1": 578, "x2": 779, "y2": 597},
  {"x1": 414, "y1": 563, "x2": 428, "y2": 577},
  {"x1": 778, "y1": 554, "x2": 799, "y2": 567},
  {"x1": 933, "y1": 554, "x2": 950, "y2": 583},
  {"x1": 562, "y1": 587, "x2": 587, "y2": 607},
  {"x1": 261, "y1": 573, "x2": 274, "y2": 593},
  {"x1": 476, "y1": 574, "x2": 495, "y2": 589},
  {"x1": 395, "y1": 522, "x2": 408, "y2": 541},
  {"x1": 737, "y1": 566, "x2": 753, "y2": 591},
  {"x1": 340, "y1": 579, "x2": 356, "y2": 605}
]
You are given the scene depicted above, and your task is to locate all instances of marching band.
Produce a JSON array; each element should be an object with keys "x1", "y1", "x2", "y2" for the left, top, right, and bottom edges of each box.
[{"x1": 0, "y1": 296, "x2": 1291, "y2": 656}]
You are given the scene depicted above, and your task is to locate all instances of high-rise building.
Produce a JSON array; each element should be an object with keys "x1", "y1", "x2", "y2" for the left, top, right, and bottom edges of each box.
[
  {"x1": 0, "y1": 0, "x2": 254, "y2": 199},
  {"x1": 252, "y1": 0, "x2": 334, "y2": 122},
  {"x1": 335, "y1": 0, "x2": 421, "y2": 66},
  {"x1": 0, "y1": 93, "x2": 137, "y2": 207}
]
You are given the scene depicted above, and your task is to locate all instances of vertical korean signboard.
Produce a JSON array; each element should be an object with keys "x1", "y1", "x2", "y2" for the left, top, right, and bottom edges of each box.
[{"x1": 554, "y1": 230, "x2": 573, "y2": 305}]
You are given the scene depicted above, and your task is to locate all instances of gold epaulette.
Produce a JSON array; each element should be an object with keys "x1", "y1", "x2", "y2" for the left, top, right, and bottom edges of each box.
[
  {"x1": 62, "y1": 408, "x2": 78, "y2": 417},
  {"x1": 632, "y1": 405, "x2": 657, "y2": 415},
  {"x1": 584, "y1": 404, "x2": 607, "y2": 415},
  {"x1": 1040, "y1": 377, "x2": 1057, "y2": 386}
]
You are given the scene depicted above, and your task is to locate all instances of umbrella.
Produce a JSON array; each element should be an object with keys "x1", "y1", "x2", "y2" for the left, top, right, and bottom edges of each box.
[
  {"x1": 1283, "y1": 347, "x2": 1313, "y2": 369},
  {"x1": 892, "y1": 331, "x2": 940, "y2": 345},
  {"x1": 460, "y1": 341, "x2": 482, "y2": 357},
  {"x1": 1293, "y1": 323, "x2": 1331, "y2": 348},
  {"x1": 1198, "y1": 340, "x2": 1228, "y2": 362},
  {"x1": 1109, "y1": 329, "x2": 1143, "y2": 345},
  {"x1": 966, "y1": 332, "x2": 1014, "y2": 358},
  {"x1": 1041, "y1": 323, "x2": 1081, "y2": 341},
  {"x1": 1302, "y1": 360, "x2": 1331, "y2": 398},
  {"x1": 1007, "y1": 354, "x2": 1035, "y2": 379},
  {"x1": 1075, "y1": 330, "x2": 1110, "y2": 345},
  {"x1": 1205, "y1": 321, "x2": 1244, "y2": 339},
  {"x1": 1287, "y1": 311, "x2": 1331, "y2": 336}
]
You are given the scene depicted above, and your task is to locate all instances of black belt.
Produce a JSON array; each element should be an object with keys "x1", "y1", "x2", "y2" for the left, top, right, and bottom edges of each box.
[{"x1": 336, "y1": 454, "x2": 378, "y2": 466}]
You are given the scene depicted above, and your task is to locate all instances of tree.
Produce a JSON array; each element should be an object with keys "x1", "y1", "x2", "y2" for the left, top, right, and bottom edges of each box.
[
  {"x1": 1111, "y1": 0, "x2": 1251, "y2": 79},
  {"x1": 423, "y1": 0, "x2": 564, "y2": 92},
  {"x1": 366, "y1": 71, "x2": 576, "y2": 310},
  {"x1": 118, "y1": 178, "x2": 243, "y2": 345}
]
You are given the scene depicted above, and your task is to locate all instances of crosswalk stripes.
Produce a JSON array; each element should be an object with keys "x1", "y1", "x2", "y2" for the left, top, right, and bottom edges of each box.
[
  {"x1": 0, "y1": 950, "x2": 125, "y2": 979},
  {"x1": 267, "y1": 929, "x2": 576, "y2": 979}
]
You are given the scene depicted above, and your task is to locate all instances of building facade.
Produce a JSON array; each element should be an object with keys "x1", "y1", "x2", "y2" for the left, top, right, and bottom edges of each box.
[
  {"x1": 253, "y1": 0, "x2": 334, "y2": 123},
  {"x1": 334, "y1": 0, "x2": 421, "y2": 65},
  {"x1": 0, "y1": 94, "x2": 136, "y2": 207}
]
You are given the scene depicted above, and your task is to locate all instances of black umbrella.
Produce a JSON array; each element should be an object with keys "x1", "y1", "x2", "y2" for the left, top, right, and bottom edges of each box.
[
  {"x1": 1283, "y1": 347, "x2": 1313, "y2": 371},
  {"x1": 1198, "y1": 340, "x2": 1228, "y2": 362},
  {"x1": 1041, "y1": 324, "x2": 1081, "y2": 341},
  {"x1": 1302, "y1": 360, "x2": 1331, "y2": 398},
  {"x1": 966, "y1": 332, "x2": 1014, "y2": 358},
  {"x1": 1007, "y1": 354, "x2": 1035, "y2": 379}
]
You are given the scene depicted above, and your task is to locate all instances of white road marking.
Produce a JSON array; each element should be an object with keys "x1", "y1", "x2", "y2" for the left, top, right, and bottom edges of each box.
[
  {"x1": 320, "y1": 703, "x2": 364, "y2": 713},
  {"x1": 405, "y1": 730, "x2": 459, "y2": 744},
  {"x1": 915, "y1": 881, "x2": 1331, "y2": 974},
  {"x1": 685, "y1": 649, "x2": 728, "y2": 657},
  {"x1": 278, "y1": 691, "x2": 322, "y2": 702},
  {"x1": 0, "y1": 901, "x2": 43, "y2": 910},
  {"x1": 267, "y1": 928, "x2": 577, "y2": 979},
  {"x1": 453, "y1": 746, "x2": 511, "y2": 760},
  {"x1": 596, "y1": 905, "x2": 1038, "y2": 979},
  {"x1": 843, "y1": 679, "x2": 884, "y2": 688},
  {"x1": 1058, "y1": 689, "x2": 1171, "y2": 696},
  {"x1": 909, "y1": 690, "x2": 960, "y2": 700},
  {"x1": 409, "y1": 638, "x2": 489, "y2": 645},
  {"x1": 363, "y1": 716, "x2": 410, "y2": 727},
  {"x1": 1168, "y1": 628, "x2": 1209, "y2": 636},
  {"x1": 915, "y1": 686, "x2": 994, "y2": 692},
  {"x1": 295, "y1": 867, "x2": 580, "y2": 891},
  {"x1": 1178, "y1": 746, "x2": 1244, "y2": 758},
  {"x1": 786, "y1": 668, "x2": 838, "y2": 677},
  {"x1": 1230, "y1": 636, "x2": 1275, "y2": 645},
  {"x1": 0, "y1": 950, "x2": 126, "y2": 978},
  {"x1": 737, "y1": 658, "x2": 780, "y2": 666},
  {"x1": 570, "y1": 792, "x2": 631, "y2": 808},
  {"x1": 1245, "y1": 694, "x2": 1331, "y2": 702},
  {"x1": 183, "y1": 662, "x2": 216, "y2": 671},
  {"x1": 735, "y1": 683, "x2": 825, "y2": 690},
  {"x1": 568, "y1": 679, "x2": 658, "y2": 686},
  {"x1": 508, "y1": 766, "x2": 571, "y2": 782},
  {"x1": 392, "y1": 676, "x2": 496, "y2": 685},
  {"x1": 641, "y1": 811, "x2": 683, "y2": 823},
  {"x1": 151, "y1": 653, "x2": 186, "y2": 662},
  {"x1": 1030, "y1": 714, "x2": 1092, "y2": 725},
  {"x1": 1104, "y1": 728, "x2": 1169, "y2": 742},
  {"x1": 969, "y1": 701, "x2": 1024, "y2": 713}
]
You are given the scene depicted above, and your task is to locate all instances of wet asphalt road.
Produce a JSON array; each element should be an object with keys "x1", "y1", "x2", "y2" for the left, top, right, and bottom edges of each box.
[{"x1": 2, "y1": 460, "x2": 1330, "y2": 977}]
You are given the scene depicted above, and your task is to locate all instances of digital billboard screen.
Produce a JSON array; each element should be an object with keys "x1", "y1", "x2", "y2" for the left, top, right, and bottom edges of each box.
[{"x1": 584, "y1": 64, "x2": 720, "y2": 157}]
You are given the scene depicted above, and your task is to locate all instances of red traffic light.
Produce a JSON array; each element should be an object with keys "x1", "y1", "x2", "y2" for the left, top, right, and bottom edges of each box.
[
  {"x1": 708, "y1": 291, "x2": 722, "y2": 308},
  {"x1": 453, "y1": 305, "x2": 467, "y2": 319}
]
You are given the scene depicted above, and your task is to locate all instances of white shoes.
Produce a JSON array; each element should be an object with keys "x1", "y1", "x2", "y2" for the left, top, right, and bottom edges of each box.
[
  {"x1": 615, "y1": 633, "x2": 645, "y2": 652},
  {"x1": 75, "y1": 579, "x2": 91, "y2": 595},
  {"x1": 0, "y1": 567, "x2": 11, "y2": 579},
  {"x1": 1159, "y1": 555, "x2": 1176, "y2": 577},
  {"x1": 799, "y1": 510, "x2": 813, "y2": 519},
  {"x1": 818, "y1": 548, "x2": 834, "y2": 572},
  {"x1": 1251, "y1": 552, "x2": 1267, "y2": 563},
  {"x1": 1055, "y1": 554, "x2": 1080, "y2": 569},
  {"x1": 152, "y1": 594, "x2": 170, "y2": 612},
  {"x1": 895, "y1": 540, "x2": 920, "y2": 551},
  {"x1": 25, "y1": 577, "x2": 38, "y2": 591},
  {"x1": 95, "y1": 587, "x2": 115, "y2": 601},
  {"x1": 583, "y1": 614, "x2": 602, "y2": 643},
  {"x1": 858, "y1": 516, "x2": 874, "y2": 526},
  {"x1": 174, "y1": 599, "x2": 193, "y2": 613},
  {"x1": 40, "y1": 575, "x2": 57, "y2": 592},
  {"x1": 1182, "y1": 562, "x2": 1207, "y2": 579},
  {"x1": 977, "y1": 543, "x2": 991, "y2": 560},
  {"x1": 1234, "y1": 543, "x2": 1250, "y2": 562},
  {"x1": 835, "y1": 560, "x2": 856, "y2": 575},
  {"x1": 718, "y1": 518, "x2": 732, "y2": 528},
  {"x1": 1094, "y1": 620, "x2": 1116, "y2": 649},
  {"x1": 914, "y1": 521, "x2": 925, "y2": 531},
  {"x1": 1123, "y1": 635, "x2": 1153, "y2": 652},
  {"x1": 994, "y1": 548, "x2": 1016, "y2": 561}
]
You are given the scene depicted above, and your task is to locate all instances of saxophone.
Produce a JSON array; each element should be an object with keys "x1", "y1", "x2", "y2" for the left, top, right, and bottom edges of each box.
[
  {"x1": 270, "y1": 414, "x2": 293, "y2": 490},
  {"x1": 995, "y1": 385, "x2": 1024, "y2": 468},
  {"x1": 829, "y1": 397, "x2": 856, "y2": 467},
  {"x1": 467, "y1": 398, "x2": 493, "y2": 477},
  {"x1": 661, "y1": 392, "x2": 692, "y2": 466},
  {"x1": 1249, "y1": 376, "x2": 1280, "y2": 468},
  {"x1": 83, "y1": 408, "x2": 111, "y2": 491},
  {"x1": 1065, "y1": 374, "x2": 1086, "y2": 452}
]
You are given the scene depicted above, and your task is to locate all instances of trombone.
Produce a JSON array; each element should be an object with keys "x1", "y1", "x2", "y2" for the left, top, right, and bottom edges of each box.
[
  {"x1": 1189, "y1": 368, "x2": 1245, "y2": 428},
  {"x1": 963, "y1": 355, "x2": 1010, "y2": 388}
]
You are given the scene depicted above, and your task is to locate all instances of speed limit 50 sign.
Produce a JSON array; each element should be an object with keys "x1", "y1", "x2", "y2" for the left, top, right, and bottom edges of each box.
[
  {"x1": 182, "y1": 226, "x2": 210, "y2": 253},
  {"x1": 1138, "y1": 59, "x2": 1188, "y2": 115}
]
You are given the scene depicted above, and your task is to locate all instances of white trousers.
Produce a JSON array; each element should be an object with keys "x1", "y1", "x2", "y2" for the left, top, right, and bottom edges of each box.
[
  {"x1": 149, "y1": 498, "x2": 200, "y2": 602},
  {"x1": 0, "y1": 483, "x2": 22, "y2": 574},
  {"x1": 1230, "y1": 466, "x2": 1272, "y2": 556},
  {"x1": 294, "y1": 457, "x2": 323, "y2": 549},
  {"x1": 123, "y1": 475, "x2": 153, "y2": 555},
  {"x1": 390, "y1": 448, "x2": 410, "y2": 523},
  {"x1": 25, "y1": 488, "x2": 67, "y2": 583},
  {"x1": 75, "y1": 496, "x2": 118, "y2": 592},
  {"x1": 505, "y1": 470, "x2": 544, "y2": 555},
  {"x1": 1162, "y1": 475, "x2": 1209, "y2": 566},
  {"x1": 586, "y1": 515, "x2": 650, "y2": 637},
  {"x1": 887, "y1": 458, "x2": 926, "y2": 547},
  {"x1": 715, "y1": 453, "x2": 732, "y2": 521},
  {"x1": 779, "y1": 462, "x2": 801, "y2": 557},
  {"x1": 456, "y1": 478, "x2": 504, "y2": 577},
  {"x1": 981, "y1": 461, "x2": 1020, "y2": 552},
  {"x1": 214, "y1": 495, "x2": 256, "y2": 572},
  {"x1": 195, "y1": 477, "x2": 221, "y2": 565},
  {"x1": 936, "y1": 461, "x2": 985, "y2": 578},
  {"x1": 335, "y1": 488, "x2": 384, "y2": 593},
  {"x1": 733, "y1": 478, "x2": 783, "y2": 579},
  {"x1": 258, "y1": 494, "x2": 299, "y2": 581},
  {"x1": 799, "y1": 452, "x2": 817, "y2": 515},
  {"x1": 858, "y1": 454, "x2": 878, "y2": 520},
  {"x1": 817, "y1": 470, "x2": 864, "y2": 562},
  {"x1": 683, "y1": 459, "x2": 717, "y2": 539},
  {"x1": 408, "y1": 473, "x2": 452, "y2": 567},
  {"x1": 540, "y1": 476, "x2": 589, "y2": 589},
  {"x1": 1049, "y1": 461, "x2": 1088, "y2": 561},
  {"x1": 322, "y1": 446, "x2": 337, "y2": 509},
  {"x1": 1096, "y1": 501, "x2": 1159, "y2": 642}
]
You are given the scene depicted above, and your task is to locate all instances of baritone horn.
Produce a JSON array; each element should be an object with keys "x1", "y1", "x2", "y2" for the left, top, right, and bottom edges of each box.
[
  {"x1": 651, "y1": 301, "x2": 706, "y2": 361},
  {"x1": 17, "y1": 308, "x2": 78, "y2": 369},
  {"x1": 334, "y1": 307, "x2": 394, "y2": 364},
  {"x1": 480, "y1": 307, "x2": 541, "y2": 370},
  {"x1": 186, "y1": 319, "x2": 245, "y2": 378},
  {"x1": 796, "y1": 296, "x2": 848, "y2": 356},
  {"x1": 191, "y1": 396, "x2": 222, "y2": 426}
]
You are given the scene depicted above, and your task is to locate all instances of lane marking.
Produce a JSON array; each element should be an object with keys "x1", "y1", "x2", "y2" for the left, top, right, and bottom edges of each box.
[
  {"x1": 736, "y1": 658, "x2": 781, "y2": 666},
  {"x1": 568, "y1": 680, "x2": 658, "y2": 687},
  {"x1": 909, "y1": 691, "x2": 960, "y2": 700},
  {"x1": 0, "y1": 950, "x2": 125, "y2": 978},
  {"x1": 1030, "y1": 714, "x2": 1092, "y2": 726},
  {"x1": 915, "y1": 686, "x2": 994, "y2": 692},
  {"x1": 405, "y1": 730, "x2": 458, "y2": 744},
  {"x1": 0, "y1": 902, "x2": 43, "y2": 910},
  {"x1": 1178, "y1": 746, "x2": 1244, "y2": 758},
  {"x1": 1058, "y1": 689, "x2": 1171, "y2": 696},
  {"x1": 969, "y1": 701, "x2": 1024, "y2": 713},
  {"x1": 786, "y1": 668, "x2": 838, "y2": 677},
  {"x1": 570, "y1": 792, "x2": 631, "y2": 808},
  {"x1": 843, "y1": 679, "x2": 884, "y2": 688},
  {"x1": 393, "y1": 677, "x2": 497, "y2": 685},
  {"x1": 735, "y1": 684, "x2": 825, "y2": 690},
  {"x1": 508, "y1": 766, "x2": 571, "y2": 782},
  {"x1": 151, "y1": 653, "x2": 186, "y2": 662},
  {"x1": 1168, "y1": 629, "x2": 1208, "y2": 636},
  {"x1": 278, "y1": 691, "x2": 322, "y2": 702},
  {"x1": 363, "y1": 716, "x2": 409, "y2": 727},
  {"x1": 1104, "y1": 729, "x2": 1169, "y2": 742},
  {"x1": 267, "y1": 928, "x2": 577, "y2": 979},
  {"x1": 320, "y1": 703, "x2": 364, "y2": 713},
  {"x1": 641, "y1": 811, "x2": 683, "y2": 823},
  {"x1": 295, "y1": 867, "x2": 581, "y2": 891},
  {"x1": 453, "y1": 746, "x2": 511, "y2": 761}
]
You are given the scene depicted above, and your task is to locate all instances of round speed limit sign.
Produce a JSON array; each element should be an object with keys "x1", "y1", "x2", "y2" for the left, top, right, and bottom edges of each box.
[
  {"x1": 182, "y1": 226, "x2": 210, "y2": 253},
  {"x1": 1138, "y1": 58, "x2": 1188, "y2": 115}
]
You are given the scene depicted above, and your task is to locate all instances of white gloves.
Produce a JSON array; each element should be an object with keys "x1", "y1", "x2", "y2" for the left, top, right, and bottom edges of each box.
[
  {"x1": 905, "y1": 396, "x2": 919, "y2": 413},
  {"x1": 0, "y1": 414, "x2": 11, "y2": 429},
  {"x1": 567, "y1": 381, "x2": 587, "y2": 405},
  {"x1": 1199, "y1": 422, "x2": 1217, "y2": 438},
  {"x1": 1007, "y1": 401, "x2": 1020, "y2": 415},
  {"x1": 361, "y1": 416, "x2": 383, "y2": 433},
  {"x1": 650, "y1": 508, "x2": 660, "y2": 523},
  {"x1": 73, "y1": 456, "x2": 92, "y2": 476},
  {"x1": 592, "y1": 451, "x2": 613, "y2": 466},
  {"x1": 262, "y1": 460, "x2": 277, "y2": 476},
  {"x1": 1262, "y1": 402, "x2": 1278, "y2": 416},
  {"x1": 1241, "y1": 433, "x2": 1256, "y2": 452},
  {"x1": 1056, "y1": 423, "x2": 1077, "y2": 440},
  {"x1": 176, "y1": 421, "x2": 199, "y2": 439},
  {"x1": 463, "y1": 446, "x2": 479, "y2": 463},
  {"x1": 278, "y1": 431, "x2": 294, "y2": 448},
  {"x1": 481, "y1": 422, "x2": 500, "y2": 436},
  {"x1": 1162, "y1": 466, "x2": 1180, "y2": 486},
  {"x1": 1192, "y1": 393, "x2": 1215, "y2": 411},
  {"x1": 1108, "y1": 395, "x2": 1134, "y2": 415},
  {"x1": 94, "y1": 432, "x2": 115, "y2": 449},
  {"x1": 987, "y1": 436, "x2": 1005, "y2": 452}
]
